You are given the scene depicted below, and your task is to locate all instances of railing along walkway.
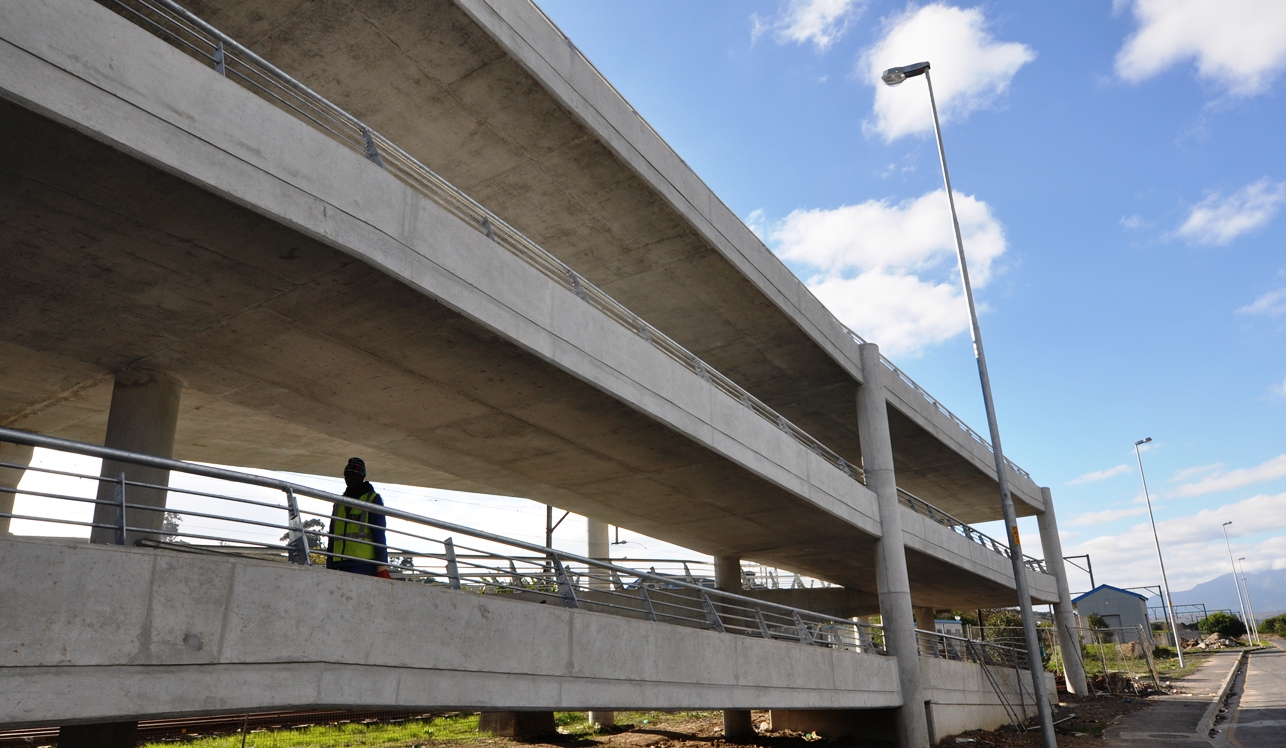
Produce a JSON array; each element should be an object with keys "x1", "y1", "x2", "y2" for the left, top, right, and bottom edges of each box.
[
  {"x1": 103, "y1": 0, "x2": 1039, "y2": 570},
  {"x1": 0, "y1": 427, "x2": 885, "y2": 656}
]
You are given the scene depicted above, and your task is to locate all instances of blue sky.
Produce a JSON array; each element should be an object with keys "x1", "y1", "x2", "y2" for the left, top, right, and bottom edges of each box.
[
  {"x1": 526, "y1": 0, "x2": 1286, "y2": 592},
  {"x1": 11, "y1": 0, "x2": 1286, "y2": 599}
]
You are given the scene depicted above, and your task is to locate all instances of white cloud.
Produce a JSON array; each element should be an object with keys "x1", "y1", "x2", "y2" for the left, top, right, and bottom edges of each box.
[
  {"x1": 1068, "y1": 464, "x2": 1132, "y2": 485},
  {"x1": 1116, "y1": 0, "x2": 1286, "y2": 97},
  {"x1": 1274, "y1": 376, "x2": 1286, "y2": 398},
  {"x1": 1120, "y1": 214, "x2": 1145, "y2": 230},
  {"x1": 1173, "y1": 179, "x2": 1286, "y2": 245},
  {"x1": 1066, "y1": 491, "x2": 1286, "y2": 590},
  {"x1": 766, "y1": 189, "x2": 1007, "y2": 354},
  {"x1": 753, "y1": 0, "x2": 865, "y2": 51},
  {"x1": 861, "y1": 4, "x2": 1035, "y2": 141},
  {"x1": 1238, "y1": 287, "x2": 1286, "y2": 316},
  {"x1": 1171, "y1": 453, "x2": 1286, "y2": 497},
  {"x1": 1168, "y1": 463, "x2": 1223, "y2": 482},
  {"x1": 1067, "y1": 506, "x2": 1147, "y2": 526}
]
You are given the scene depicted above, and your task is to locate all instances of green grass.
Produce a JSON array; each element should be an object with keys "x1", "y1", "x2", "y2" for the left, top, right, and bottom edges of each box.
[{"x1": 142, "y1": 714, "x2": 489, "y2": 748}]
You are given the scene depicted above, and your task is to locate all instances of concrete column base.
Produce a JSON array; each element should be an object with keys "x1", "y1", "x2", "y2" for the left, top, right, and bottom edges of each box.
[
  {"x1": 769, "y1": 709, "x2": 896, "y2": 740},
  {"x1": 723, "y1": 709, "x2": 754, "y2": 739},
  {"x1": 478, "y1": 711, "x2": 556, "y2": 738},
  {"x1": 588, "y1": 710, "x2": 615, "y2": 728},
  {"x1": 58, "y1": 721, "x2": 137, "y2": 747}
]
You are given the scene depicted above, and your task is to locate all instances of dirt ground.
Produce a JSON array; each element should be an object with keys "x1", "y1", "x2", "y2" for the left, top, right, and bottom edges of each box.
[{"x1": 929, "y1": 692, "x2": 1151, "y2": 747}]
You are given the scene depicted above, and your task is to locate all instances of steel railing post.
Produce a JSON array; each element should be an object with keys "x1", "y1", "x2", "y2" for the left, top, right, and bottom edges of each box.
[
  {"x1": 361, "y1": 127, "x2": 385, "y2": 167},
  {"x1": 444, "y1": 537, "x2": 461, "y2": 590},
  {"x1": 550, "y1": 554, "x2": 579, "y2": 609},
  {"x1": 754, "y1": 608, "x2": 772, "y2": 639},
  {"x1": 699, "y1": 590, "x2": 725, "y2": 632},
  {"x1": 638, "y1": 584, "x2": 657, "y2": 621},
  {"x1": 213, "y1": 39, "x2": 226, "y2": 76},
  {"x1": 284, "y1": 487, "x2": 310, "y2": 565},
  {"x1": 113, "y1": 472, "x2": 127, "y2": 545}
]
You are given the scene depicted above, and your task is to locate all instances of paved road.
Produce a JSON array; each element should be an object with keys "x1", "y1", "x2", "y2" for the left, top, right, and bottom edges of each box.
[
  {"x1": 1225, "y1": 641, "x2": 1286, "y2": 748},
  {"x1": 1104, "y1": 650, "x2": 1242, "y2": 747}
]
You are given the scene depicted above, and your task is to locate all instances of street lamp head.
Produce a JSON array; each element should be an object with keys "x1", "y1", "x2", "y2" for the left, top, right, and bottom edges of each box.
[
  {"x1": 880, "y1": 61, "x2": 931, "y2": 86},
  {"x1": 1134, "y1": 437, "x2": 1152, "y2": 446},
  {"x1": 1223, "y1": 521, "x2": 1233, "y2": 527}
]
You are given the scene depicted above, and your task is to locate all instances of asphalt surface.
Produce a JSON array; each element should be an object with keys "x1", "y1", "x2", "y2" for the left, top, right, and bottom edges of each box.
[
  {"x1": 1103, "y1": 650, "x2": 1243, "y2": 747},
  {"x1": 1224, "y1": 641, "x2": 1286, "y2": 748}
]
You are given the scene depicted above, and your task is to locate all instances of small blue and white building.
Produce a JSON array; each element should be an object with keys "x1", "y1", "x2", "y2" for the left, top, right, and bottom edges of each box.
[{"x1": 1072, "y1": 585, "x2": 1153, "y2": 645}]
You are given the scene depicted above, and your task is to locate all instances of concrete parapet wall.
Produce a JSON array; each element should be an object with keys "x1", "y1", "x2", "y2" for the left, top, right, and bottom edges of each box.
[
  {"x1": 920, "y1": 656, "x2": 1056, "y2": 742},
  {"x1": 0, "y1": 538, "x2": 900, "y2": 728}
]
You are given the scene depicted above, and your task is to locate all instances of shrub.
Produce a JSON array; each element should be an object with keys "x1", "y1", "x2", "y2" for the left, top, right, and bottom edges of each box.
[
  {"x1": 1198, "y1": 611, "x2": 1246, "y2": 639},
  {"x1": 1152, "y1": 645, "x2": 1175, "y2": 659},
  {"x1": 1259, "y1": 613, "x2": 1286, "y2": 637}
]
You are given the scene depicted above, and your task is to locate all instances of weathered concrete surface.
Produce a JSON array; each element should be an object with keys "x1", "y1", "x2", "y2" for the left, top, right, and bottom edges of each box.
[
  {"x1": 0, "y1": 0, "x2": 1056, "y2": 603},
  {"x1": 920, "y1": 657, "x2": 1055, "y2": 743},
  {"x1": 0, "y1": 537, "x2": 900, "y2": 728},
  {"x1": 87, "y1": 0, "x2": 1043, "y2": 521},
  {"x1": 1226, "y1": 645, "x2": 1286, "y2": 748}
]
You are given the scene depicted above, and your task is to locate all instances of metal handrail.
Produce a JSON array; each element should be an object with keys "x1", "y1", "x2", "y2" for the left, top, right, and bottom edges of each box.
[
  {"x1": 0, "y1": 426, "x2": 884, "y2": 655},
  {"x1": 103, "y1": 0, "x2": 1042, "y2": 573},
  {"x1": 915, "y1": 628, "x2": 1030, "y2": 671},
  {"x1": 897, "y1": 487, "x2": 1046, "y2": 573}
]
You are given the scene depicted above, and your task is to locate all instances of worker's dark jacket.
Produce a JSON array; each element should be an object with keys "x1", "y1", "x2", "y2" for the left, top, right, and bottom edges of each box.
[{"x1": 326, "y1": 481, "x2": 388, "y2": 575}]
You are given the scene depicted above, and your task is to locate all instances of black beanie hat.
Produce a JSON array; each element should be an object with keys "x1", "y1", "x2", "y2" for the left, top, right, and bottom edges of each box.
[{"x1": 344, "y1": 457, "x2": 367, "y2": 478}]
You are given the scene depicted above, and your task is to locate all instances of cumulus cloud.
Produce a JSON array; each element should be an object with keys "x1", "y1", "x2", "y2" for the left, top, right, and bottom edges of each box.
[
  {"x1": 752, "y1": 0, "x2": 866, "y2": 51},
  {"x1": 1275, "y1": 375, "x2": 1286, "y2": 398},
  {"x1": 861, "y1": 4, "x2": 1035, "y2": 141},
  {"x1": 1066, "y1": 491, "x2": 1286, "y2": 589},
  {"x1": 1171, "y1": 453, "x2": 1286, "y2": 497},
  {"x1": 764, "y1": 189, "x2": 1007, "y2": 354},
  {"x1": 1068, "y1": 464, "x2": 1132, "y2": 485},
  {"x1": 1116, "y1": 0, "x2": 1286, "y2": 97},
  {"x1": 1238, "y1": 287, "x2": 1286, "y2": 317},
  {"x1": 1173, "y1": 179, "x2": 1286, "y2": 245}
]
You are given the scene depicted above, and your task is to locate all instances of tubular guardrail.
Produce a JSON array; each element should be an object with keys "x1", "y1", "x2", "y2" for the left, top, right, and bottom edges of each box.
[
  {"x1": 0, "y1": 427, "x2": 885, "y2": 656},
  {"x1": 915, "y1": 629, "x2": 1030, "y2": 672},
  {"x1": 103, "y1": 0, "x2": 1040, "y2": 574},
  {"x1": 897, "y1": 488, "x2": 1047, "y2": 574}
]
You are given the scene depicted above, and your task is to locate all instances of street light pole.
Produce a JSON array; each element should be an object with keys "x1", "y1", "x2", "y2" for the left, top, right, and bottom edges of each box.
[
  {"x1": 1238, "y1": 557, "x2": 1261, "y2": 644},
  {"x1": 1133, "y1": 438, "x2": 1183, "y2": 665},
  {"x1": 1221, "y1": 520, "x2": 1252, "y2": 641},
  {"x1": 881, "y1": 61, "x2": 1056, "y2": 748}
]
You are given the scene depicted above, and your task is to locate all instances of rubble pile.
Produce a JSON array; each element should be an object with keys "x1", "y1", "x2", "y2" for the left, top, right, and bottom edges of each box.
[{"x1": 1183, "y1": 633, "x2": 1241, "y2": 650}]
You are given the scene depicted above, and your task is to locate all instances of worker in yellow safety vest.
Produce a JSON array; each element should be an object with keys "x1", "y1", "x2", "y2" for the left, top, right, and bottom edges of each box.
[{"x1": 326, "y1": 457, "x2": 391, "y2": 578}]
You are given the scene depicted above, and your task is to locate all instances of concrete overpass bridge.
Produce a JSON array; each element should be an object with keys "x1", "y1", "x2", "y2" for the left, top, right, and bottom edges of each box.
[{"x1": 0, "y1": 1, "x2": 1087, "y2": 745}]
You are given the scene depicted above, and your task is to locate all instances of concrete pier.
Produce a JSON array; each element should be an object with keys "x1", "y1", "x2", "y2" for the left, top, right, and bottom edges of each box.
[
  {"x1": 88, "y1": 370, "x2": 181, "y2": 545},
  {"x1": 857, "y1": 344, "x2": 930, "y2": 748},
  {"x1": 715, "y1": 555, "x2": 754, "y2": 739},
  {"x1": 1038, "y1": 487, "x2": 1088, "y2": 695},
  {"x1": 586, "y1": 517, "x2": 614, "y2": 728},
  {"x1": 0, "y1": 441, "x2": 33, "y2": 534}
]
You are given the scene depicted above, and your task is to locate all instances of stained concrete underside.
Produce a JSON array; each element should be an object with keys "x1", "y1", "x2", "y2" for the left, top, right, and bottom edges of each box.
[
  {"x1": 97, "y1": 0, "x2": 1044, "y2": 523},
  {"x1": 0, "y1": 86, "x2": 1043, "y2": 609}
]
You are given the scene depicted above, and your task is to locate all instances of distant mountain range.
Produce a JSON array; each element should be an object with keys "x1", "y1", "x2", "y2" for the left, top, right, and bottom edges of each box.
[{"x1": 1146, "y1": 568, "x2": 1286, "y2": 621}]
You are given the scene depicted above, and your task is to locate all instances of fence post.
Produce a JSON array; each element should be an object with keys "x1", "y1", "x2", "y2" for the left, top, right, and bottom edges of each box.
[
  {"x1": 444, "y1": 537, "x2": 461, "y2": 590},
  {"x1": 113, "y1": 472, "x2": 127, "y2": 546},
  {"x1": 284, "y1": 487, "x2": 310, "y2": 565}
]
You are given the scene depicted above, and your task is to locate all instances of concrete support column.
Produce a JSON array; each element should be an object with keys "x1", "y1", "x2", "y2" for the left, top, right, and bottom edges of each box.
[
  {"x1": 913, "y1": 607, "x2": 936, "y2": 634},
  {"x1": 586, "y1": 517, "x2": 614, "y2": 728},
  {"x1": 715, "y1": 554, "x2": 754, "y2": 740},
  {"x1": 0, "y1": 442, "x2": 35, "y2": 534},
  {"x1": 1037, "y1": 487, "x2": 1088, "y2": 696},
  {"x1": 856, "y1": 344, "x2": 930, "y2": 748},
  {"x1": 89, "y1": 370, "x2": 181, "y2": 545}
]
